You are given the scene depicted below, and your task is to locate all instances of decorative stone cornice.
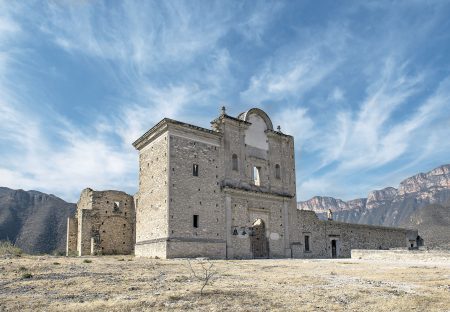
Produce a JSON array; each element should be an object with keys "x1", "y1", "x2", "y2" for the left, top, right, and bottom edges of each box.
[{"x1": 133, "y1": 118, "x2": 221, "y2": 150}]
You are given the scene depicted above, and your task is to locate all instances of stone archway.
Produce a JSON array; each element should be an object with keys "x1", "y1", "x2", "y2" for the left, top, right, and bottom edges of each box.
[{"x1": 251, "y1": 219, "x2": 269, "y2": 259}]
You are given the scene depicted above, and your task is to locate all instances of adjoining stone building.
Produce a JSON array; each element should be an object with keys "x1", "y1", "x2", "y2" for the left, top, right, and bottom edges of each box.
[
  {"x1": 66, "y1": 188, "x2": 135, "y2": 256},
  {"x1": 67, "y1": 107, "x2": 419, "y2": 258}
]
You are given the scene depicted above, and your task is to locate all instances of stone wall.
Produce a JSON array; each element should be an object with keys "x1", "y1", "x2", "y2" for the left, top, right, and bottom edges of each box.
[
  {"x1": 225, "y1": 190, "x2": 293, "y2": 259},
  {"x1": 70, "y1": 188, "x2": 135, "y2": 256},
  {"x1": 167, "y1": 128, "x2": 225, "y2": 259},
  {"x1": 294, "y1": 210, "x2": 415, "y2": 258},
  {"x1": 135, "y1": 133, "x2": 169, "y2": 257},
  {"x1": 66, "y1": 217, "x2": 77, "y2": 256},
  {"x1": 351, "y1": 249, "x2": 450, "y2": 261}
]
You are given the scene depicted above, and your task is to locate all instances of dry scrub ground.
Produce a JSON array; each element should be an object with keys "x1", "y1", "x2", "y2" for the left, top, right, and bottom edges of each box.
[{"x1": 0, "y1": 255, "x2": 449, "y2": 312}]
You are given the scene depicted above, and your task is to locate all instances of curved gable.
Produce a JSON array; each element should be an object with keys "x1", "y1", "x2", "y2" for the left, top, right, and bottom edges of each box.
[
  {"x1": 240, "y1": 108, "x2": 273, "y2": 130},
  {"x1": 242, "y1": 108, "x2": 273, "y2": 151}
]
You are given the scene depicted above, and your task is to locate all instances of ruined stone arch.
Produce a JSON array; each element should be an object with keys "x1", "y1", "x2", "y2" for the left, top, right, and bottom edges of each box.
[
  {"x1": 239, "y1": 108, "x2": 274, "y2": 131},
  {"x1": 251, "y1": 218, "x2": 269, "y2": 259}
]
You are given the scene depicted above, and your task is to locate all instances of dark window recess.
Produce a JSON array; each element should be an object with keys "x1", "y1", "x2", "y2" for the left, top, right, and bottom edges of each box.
[
  {"x1": 232, "y1": 154, "x2": 239, "y2": 171},
  {"x1": 275, "y1": 164, "x2": 281, "y2": 179},
  {"x1": 304, "y1": 235, "x2": 310, "y2": 252},
  {"x1": 193, "y1": 215, "x2": 199, "y2": 228},
  {"x1": 193, "y1": 164, "x2": 199, "y2": 176}
]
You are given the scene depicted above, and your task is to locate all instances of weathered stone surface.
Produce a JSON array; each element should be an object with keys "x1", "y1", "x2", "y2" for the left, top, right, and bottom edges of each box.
[
  {"x1": 128, "y1": 108, "x2": 415, "y2": 259},
  {"x1": 68, "y1": 188, "x2": 135, "y2": 256},
  {"x1": 69, "y1": 108, "x2": 417, "y2": 259}
]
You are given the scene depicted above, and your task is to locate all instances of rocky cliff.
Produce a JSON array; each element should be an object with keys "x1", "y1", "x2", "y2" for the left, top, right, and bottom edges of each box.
[
  {"x1": 0, "y1": 187, "x2": 76, "y2": 254},
  {"x1": 298, "y1": 164, "x2": 450, "y2": 228}
]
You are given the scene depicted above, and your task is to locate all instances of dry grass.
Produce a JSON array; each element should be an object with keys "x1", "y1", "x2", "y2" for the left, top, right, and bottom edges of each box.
[
  {"x1": 0, "y1": 255, "x2": 449, "y2": 311},
  {"x1": 0, "y1": 240, "x2": 23, "y2": 257}
]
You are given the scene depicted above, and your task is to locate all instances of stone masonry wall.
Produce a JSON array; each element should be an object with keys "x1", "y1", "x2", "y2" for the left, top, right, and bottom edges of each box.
[
  {"x1": 167, "y1": 131, "x2": 225, "y2": 259},
  {"x1": 66, "y1": 217, "x2": 77, "y2": 256},
  {"x1": 226, "y1": 192, "x2": 290, "y2": 259},
  {"x1": 73, "y1": 188, "x2": 135, "y2": 256},
  {"x1": 135, "y1": 133, "x2": 169, "y2": 257},
  {"x1": 294, "y1": 210, "x2": 411, "y2": 258}
]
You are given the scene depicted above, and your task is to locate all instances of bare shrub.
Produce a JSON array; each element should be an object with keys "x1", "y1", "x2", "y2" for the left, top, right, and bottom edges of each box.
[
  {"x1": 185, "y1": 259, "x2": 218, "y2": 296},
  {"x1": 0, "y1": 240, "x2": 23, "y2": 257}
]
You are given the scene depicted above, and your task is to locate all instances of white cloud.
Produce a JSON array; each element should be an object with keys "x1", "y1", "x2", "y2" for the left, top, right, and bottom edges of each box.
[
  {"x1": 329, "y1": 87, "x2": 344, "y2": 102},
  {"x1": 273, "y1": 107, "x2": 315, "y2": 149},
  {"x1": 241, "y1": 23, "x2": 349, "y2": 104}
]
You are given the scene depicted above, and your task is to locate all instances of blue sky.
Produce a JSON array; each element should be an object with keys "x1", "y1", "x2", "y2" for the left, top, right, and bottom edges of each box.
[{"x1": 1, "y1": 1, "x2": 450, "y2": 203}]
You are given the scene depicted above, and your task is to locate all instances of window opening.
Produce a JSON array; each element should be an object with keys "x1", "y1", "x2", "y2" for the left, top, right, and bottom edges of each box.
[
  {"x1": 193, "y1": 215, "x2": 199, "y2": 228},
  {"x1": 253, "y1": 166, "x2": 261, "y2": 186},
  {"x1": 193, "y1": 164, "x2": 199, "y2": 176},
  {"x1": 232, "y1": 154, "x2": 238, "y2": 171},
  {"x1": 304, "y1": 235, "x2": 310, "y2": 252},
  {"x1": 275, "y1": 164, "x2": 281, "y2": 179}
]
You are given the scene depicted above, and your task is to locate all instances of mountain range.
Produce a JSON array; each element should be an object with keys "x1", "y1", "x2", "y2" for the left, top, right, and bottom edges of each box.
[
  {"x1": 298, "y1": 164, "x2": 450, "y2": 248},
  {"x1": 1, "y1": 164, "x2": 449, "y2": 254},
  {"x1": 0, "y1": 187, "x2": 75, "y2": 254}
]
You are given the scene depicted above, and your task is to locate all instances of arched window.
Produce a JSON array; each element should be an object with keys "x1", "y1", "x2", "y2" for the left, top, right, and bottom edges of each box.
[
  {"x1": 275, "y1": 164, "x2": 281, "y2": 179},
  {"x1": 232, "y1": 154, "x2": 238, "y2": 171}
]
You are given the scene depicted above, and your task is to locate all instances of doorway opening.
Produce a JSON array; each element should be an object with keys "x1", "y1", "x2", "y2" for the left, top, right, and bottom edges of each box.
[
  {"x1": 331, "y1": 239, "x2": 337, "y2": 258},
  {"x1": 251, "y1": 219, "x2": 269, "y2": 258}
]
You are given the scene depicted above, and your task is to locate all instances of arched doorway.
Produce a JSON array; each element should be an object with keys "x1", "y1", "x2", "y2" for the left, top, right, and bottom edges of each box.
[{"x1": 251, "y1": 219, "x2": 269, "y2": 259}]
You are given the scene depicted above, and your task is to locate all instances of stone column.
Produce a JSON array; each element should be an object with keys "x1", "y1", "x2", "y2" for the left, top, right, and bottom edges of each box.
[
  {"x1": 225, "y1": 194, "x2": 233, "y2": 259},
  {"x1": 283, "y1": 201, "x2": 292, "y2": 257}
]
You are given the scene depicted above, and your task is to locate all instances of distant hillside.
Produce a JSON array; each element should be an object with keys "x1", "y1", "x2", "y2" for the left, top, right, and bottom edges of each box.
[
  {"x1": 0, "y1": 187, "x2": 76, "y2": 254},
  {"x1": 401, "y1": 201, "x2": 450, "y2": 249},
  {"x1": 298, "y1": 164, "x2": 450, "y2": 248}
]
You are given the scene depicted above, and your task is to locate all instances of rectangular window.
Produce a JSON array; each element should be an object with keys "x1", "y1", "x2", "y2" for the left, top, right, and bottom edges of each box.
[
  {"x1": 193, "y1": 164, "x2": 199, "y2": 176},
  {"x1": 193, "y1": 215, "x2": 199, "y2": 228},
  {"x1": 253, "y1": 166, "x2": 261, "y2": 186},
  {"x1": 304, "y1": 235, "x2": 310, "y2": 252}
]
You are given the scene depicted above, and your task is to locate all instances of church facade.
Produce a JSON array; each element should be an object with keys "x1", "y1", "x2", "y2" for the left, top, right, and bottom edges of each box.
[{"x1": 67, "y1": 108, "x2": 419, "y2": 259}]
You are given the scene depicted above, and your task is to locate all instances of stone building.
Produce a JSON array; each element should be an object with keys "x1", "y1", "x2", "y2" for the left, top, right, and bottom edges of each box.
[
  {"x1": 130, "y1": 107, "x2": 419, "y2": 259},
  {"x1": 67, "y1": 107, "x2": 419, "y2": 258},
  {"x1": 66, "y1": 188, "x2": 135, "y2": 256}
]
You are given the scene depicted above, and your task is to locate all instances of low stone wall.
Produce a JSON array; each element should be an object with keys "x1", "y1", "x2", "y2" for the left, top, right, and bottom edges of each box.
[{"x1": 351, "y1": 249, "x2": 450, "y2": 261}]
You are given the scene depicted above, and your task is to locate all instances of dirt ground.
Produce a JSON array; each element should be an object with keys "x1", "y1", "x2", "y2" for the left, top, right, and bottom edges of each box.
[{"x1": 0, "y1": 255, "x2": 449, "y2": 312}]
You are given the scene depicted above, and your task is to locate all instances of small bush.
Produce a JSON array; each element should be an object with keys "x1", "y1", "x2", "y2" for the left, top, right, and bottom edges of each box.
[
  {"x1": 0, "y1": 241, "x2": 23, "y2": 256},
  {"x1": 18, "y1": 266, "x2": 27, "y2": 271},
  {"x1": 186, "y1": 259, "x2": 218, "y2": 296},
  {"x1": 21, "y1": 273, "x2": 32, "y2": 279},
  {"x1": 83, "y1": 259, "x2": 92, "y2": 263},
  {"x1": 53, "y1": 262, "x2": 61, "y2": 265},
  {"x1": 52, "y1": 250, "x2": 65, "y2": 256},
  {"x1": 67, "y1": 251, "x2": 78, "y2": 257},
  {"x1": 118, "y1": 258, "x2": 125, "y2": 261}
]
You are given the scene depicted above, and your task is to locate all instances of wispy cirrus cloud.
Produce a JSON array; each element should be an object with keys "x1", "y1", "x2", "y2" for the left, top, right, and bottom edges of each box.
[
  {"x1": 0, "y1": 2, "x2": 280, "y2": 201},
  {"x1": 1, "y1": 1, "x2": 450, "y2": 204},
  {"x1": 240, "y1": 23, "x2": 349, "y2": 104}
]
